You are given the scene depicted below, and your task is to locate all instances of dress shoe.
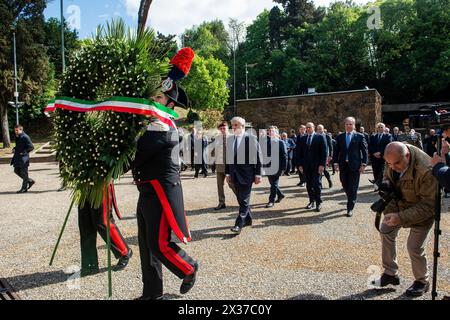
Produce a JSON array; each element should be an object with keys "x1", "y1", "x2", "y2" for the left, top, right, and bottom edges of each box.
[
  {"x1": 113, "y1": 249, "x2": 133, "y2": 271},
  {"x1": 27, "y1": 180, "x2": 35, "y2": 190},
  {"x1": 230, "y1": 225, "x2": 241, "y2": 233},
  {"x1": 265, "y1": 202, "x2": 274, "y2": 208},
  {"x1": 180, "y1": 262, "x2": 199, "y2": 294},
  {"x1": 373, "y1": 273, "x2": 400, "y2": 287},
  {"x1": 214, "y1": 204, "x2": 226, "y2": 211},
  {"x1": 275, "y1": 194, "x2": 285, "y2": 203},
  {"x1": 300, "y1": 183, "x2": 305, "y2": 187},
  {"x1": 405, "y1": 281, "x2": 429, "y2": 297},
  {"x1": 346, "y1": 210, "x2": 353, "y2": 217},
  {"x1": 305, "y1": 202, "x2": 315, "y2": 209},
  {"x1": 135, "y1": 294, "x2": 163, "y2": 300},
  {"x1": 16, "y1": 188, "x2": 27, "y2": 194},
  {"x1": 316, "y1": 203, "x2": 322, "y2": 212}
]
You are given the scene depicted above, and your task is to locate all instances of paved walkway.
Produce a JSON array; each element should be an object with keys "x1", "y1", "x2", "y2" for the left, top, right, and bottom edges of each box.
[{"x1": 0, "y1": 162, "x2": 448, "y2": 300}]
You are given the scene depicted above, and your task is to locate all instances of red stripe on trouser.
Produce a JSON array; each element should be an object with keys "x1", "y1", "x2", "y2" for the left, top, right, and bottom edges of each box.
[
  {"x1": 150, "y1": 180, "x2": 191, "y2": 243},
  {"x1": 158, "y1": 213, "x2": 194, "y2": 276},
  {"x1": 103, "y1": 189, "x2": 128, "y2": 257},
  {"x1": 109, "y1": 184, "x2": 122, "y2": 220}
]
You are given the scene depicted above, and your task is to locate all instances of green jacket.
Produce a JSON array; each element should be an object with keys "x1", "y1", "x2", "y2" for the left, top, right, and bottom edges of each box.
[{"x1": 383, "y1": 144, "x2": 436, "y2": 228}]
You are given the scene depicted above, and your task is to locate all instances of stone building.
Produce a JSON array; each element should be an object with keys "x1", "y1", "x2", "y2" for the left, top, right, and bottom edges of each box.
[{"x1": 230, "y1": 89, "x2": 382, "y2": 135}]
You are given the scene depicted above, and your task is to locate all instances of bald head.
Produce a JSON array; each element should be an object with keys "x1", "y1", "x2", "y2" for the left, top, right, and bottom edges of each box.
[
  {"x1": 385, "y1": 142, "x2": 408, "y2": 157},
  {"x1": 384, "y1": 142, "x2": 410, "y2": 173}
]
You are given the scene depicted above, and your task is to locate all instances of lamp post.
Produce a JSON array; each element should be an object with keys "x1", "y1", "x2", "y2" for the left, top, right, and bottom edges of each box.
[
  {"x1": 60, "y1": 0, "x2": 66, "y2": 73},
  {"x1": 12, "y1": 31, "x2": 20, "y2": 125},
  {"x1": 233, "y1": 46, "x2": 236, "y2": 116}
]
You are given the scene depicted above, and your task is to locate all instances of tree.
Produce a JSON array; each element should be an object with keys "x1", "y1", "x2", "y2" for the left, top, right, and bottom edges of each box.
[
  {"x1": 0, "y1": 0, "x2": 51, "y2": 148},
  {"x1": 44, "y1": 17, "x2": 80, "y2": 78},
  {"x1": 182, "y1": 20, "x2": 229, "y2": 61},
  {"x1": 138, "y1": 0, "x2": 153, "y2": 33},
  {"x1": 181, "y1": 55, "x2": 229, "y2": 111}
]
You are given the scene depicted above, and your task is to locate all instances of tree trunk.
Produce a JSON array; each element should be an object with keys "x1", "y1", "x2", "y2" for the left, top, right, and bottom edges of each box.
[
  {"x1": 138, "y1": 0, "x2": 153, "y2": 33},
  {"x1": 0, "y1": 102, "x2": 11, "y2": 148}
]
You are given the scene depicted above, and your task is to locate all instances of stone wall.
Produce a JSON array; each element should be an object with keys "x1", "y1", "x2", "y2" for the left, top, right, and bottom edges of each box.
[{"x1": 234, "y1": 89, "x2": 382, "y2": 134}]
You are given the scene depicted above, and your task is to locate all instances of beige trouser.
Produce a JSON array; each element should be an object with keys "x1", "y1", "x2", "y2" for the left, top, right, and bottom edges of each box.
[
  {"x1": 216, "y1": 171, "x2": 236, "y2": 205},
  {"x1": 380, "y1": 223, "x2": 433, "y2": 283}
]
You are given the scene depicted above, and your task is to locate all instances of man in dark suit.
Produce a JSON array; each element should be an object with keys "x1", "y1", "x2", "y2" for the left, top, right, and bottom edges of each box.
[
  {"x1": 360, "y1": 126, "x2": 370, "y2": 150},
  {"x1": 298, "y1": 123, "x2": 327, "y2": 212},
  {"x1": 423, "y1": 129, "x2": 438, "y2": 157},
  {"x1": 264, "y1": 126, "x2": 288, "y2": 208},
  {"x1": 289, "y1": 129, "x2": 297, "y2": 173},
  {"x1": 333, "y1": 117, "x2": 368, "y2": 217},
  {"x1": 281, "y1": 132, "x2": 296, "y2": 176},
  {"x1": 295, "y1": 125, "x2": 307, "y2": 187},
  {"x1": 369, "y1": 123, "x2": 393, "y2": 186},
  {"x1": 226, "y1": 117, "x2": 262, "y2": 234},
  {"x1": 392, "y1": 127, "x2": 400, "y2": 141},
  {"x1": 316, "y1": 125, "x2": 333, "y2": 188},
  {"x1": 10, "y1": 124, "x2": 35, "y2": 193},
  {"x1": 189, "y1": 127, "x2": 196, "y2": 170}
]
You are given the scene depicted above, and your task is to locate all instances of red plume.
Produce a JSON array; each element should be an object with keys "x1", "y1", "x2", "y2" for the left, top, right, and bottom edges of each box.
[{"x1": 169, "y1": 47, "x2": 195, "y2": 77}]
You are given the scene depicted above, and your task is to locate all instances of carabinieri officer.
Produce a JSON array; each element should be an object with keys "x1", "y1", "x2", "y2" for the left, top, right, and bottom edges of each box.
[{"x1": 132, "y1": 48, "x2": 198, "y2": 300}]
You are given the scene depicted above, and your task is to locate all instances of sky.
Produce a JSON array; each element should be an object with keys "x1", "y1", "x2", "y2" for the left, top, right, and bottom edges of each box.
[{"x1": 44, "y1": 0, "x2": 371, "y2": 39}]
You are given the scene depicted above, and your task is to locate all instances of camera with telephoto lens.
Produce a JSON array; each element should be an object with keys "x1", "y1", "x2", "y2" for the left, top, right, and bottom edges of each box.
[
  {"x1": 370, "y1": 179, "x2": 400, "y2": 214},
  {"x1": 409, "y1": 103, "x2": 450, "y2": 129}
]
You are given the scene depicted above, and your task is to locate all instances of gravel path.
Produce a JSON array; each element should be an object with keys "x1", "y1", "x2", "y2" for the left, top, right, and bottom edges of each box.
[{"x1": 0, "y1": 162, "x2": 448, "y2": 300}]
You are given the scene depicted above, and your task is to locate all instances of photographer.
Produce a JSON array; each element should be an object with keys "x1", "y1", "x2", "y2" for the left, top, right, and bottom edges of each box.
[
  {"x1": 431, "y1": 125, "x2": 450, "y2": 190},
  {"x1": 376, "y1": 142, "x2": 436, "y2": 297}
]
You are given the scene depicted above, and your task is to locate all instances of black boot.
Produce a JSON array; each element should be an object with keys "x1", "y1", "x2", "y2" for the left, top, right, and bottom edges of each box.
[{"x1": 180, "y1": 262, "x2": 199, "y2": 294}]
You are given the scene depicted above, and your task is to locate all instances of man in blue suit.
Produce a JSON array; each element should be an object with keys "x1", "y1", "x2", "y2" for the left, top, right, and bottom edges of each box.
[
  {"x1": 11, "y1": 125, "x2": 35, "y2": 193},
  {"x1": 369, "y1": 123, "x2": 393, "y2": 186},
  {"x1": 264, "y1": 126, "x2": 288, "y2": 208},
  {"x1": 226, "y1": 117, "x2": 262, "y2": 234},
  {"x1": 281, "y1": 132, "x2": 296, "y2": 176},
  {"x1": 298, "y1": 123, "x2": 328, "y2": 212},
  {"x1": 333, "y1": 117, "x2": 368, "y2": 217}
]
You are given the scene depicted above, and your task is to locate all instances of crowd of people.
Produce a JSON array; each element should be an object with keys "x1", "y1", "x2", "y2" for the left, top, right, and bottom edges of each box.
[{"x1": 9, "y1": 114, "x2": 449, "y2": 299}]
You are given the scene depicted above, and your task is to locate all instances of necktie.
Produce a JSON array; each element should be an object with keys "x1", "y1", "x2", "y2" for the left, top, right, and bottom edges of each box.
[
  {"x1": 346, "y1": 133, "x2": 351, "y2": 148},
  {"x1": 307, "y1": 135, "x2": 312, "y2": 147}
]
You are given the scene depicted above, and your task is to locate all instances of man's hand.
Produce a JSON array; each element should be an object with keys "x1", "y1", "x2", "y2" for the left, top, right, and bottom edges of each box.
[
  {"x1": 432, "y1": 152, "x2": 445, "y2": 166},
  {"x1": 299, "y1": 166, "x2": 304, "y2": 174},
  {"x1": 334, "y1": 163, "x2": 339, "y2": 172},
  {"x1": 318, "y1": 165, "x2": 324, "y2": 174},
  {"x1": 254, "y1": 176, "x2": 262, "y2": 185},
  {"x1": 383, "y1": 213, "x2": 401, "y2": 227},
  {"x1": 374, "y1": 152, "x2": 381, "y2": 158},
  {"x1": 359, "y1": 165, "x2": 366, "y2": 174}
]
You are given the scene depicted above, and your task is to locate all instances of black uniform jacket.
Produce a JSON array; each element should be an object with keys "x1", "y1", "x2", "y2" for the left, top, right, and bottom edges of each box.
[{"x1": 132, "y1": 128, "x2": 191, "y2": 243}]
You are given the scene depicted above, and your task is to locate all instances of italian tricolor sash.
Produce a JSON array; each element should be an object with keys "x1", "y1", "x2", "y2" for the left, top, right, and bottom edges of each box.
[{"x1": 45, "y1": 96, "x2": 179, "y2": 128}]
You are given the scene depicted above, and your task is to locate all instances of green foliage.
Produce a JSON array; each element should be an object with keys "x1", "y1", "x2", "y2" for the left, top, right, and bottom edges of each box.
[
  {"x1": 44, "y1": 17, "x2": 81, "y2": 77},
  {"x1": 182, "y1": 20, "x2": 230, "y2": 61},
  {"x1": 181, "y1": 54, "x2": 229, "y2": 111},
  {"x1": 0, "y1": 0, "x2": 52, "y2": 145},
  {"x1": 230, "y1": 0, "x2": 449, "y2": 103},
  {"x1": 53, "y1": 18, "x2": 169, "y2": 208}
]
